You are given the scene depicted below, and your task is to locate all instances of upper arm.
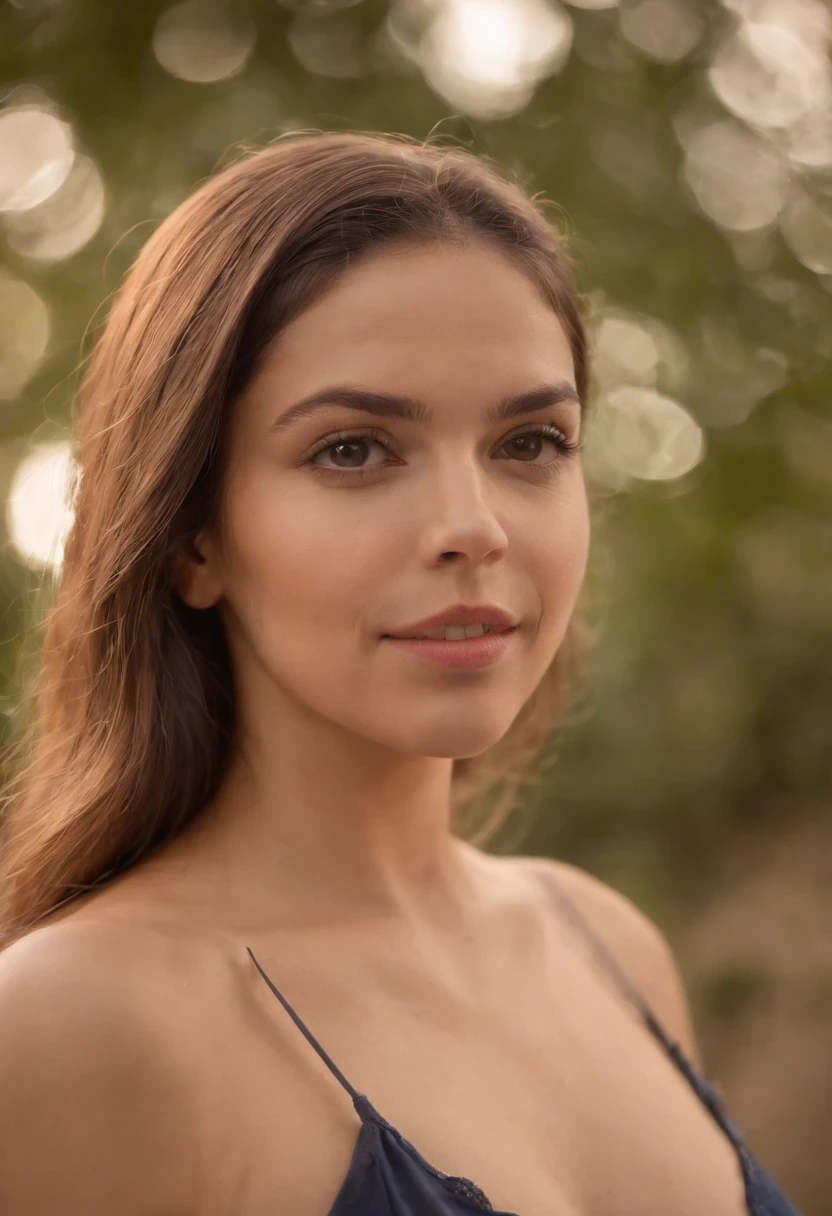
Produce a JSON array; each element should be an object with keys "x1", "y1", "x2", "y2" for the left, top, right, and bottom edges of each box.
[
  {"x1": 0, "y1": 923, "x2": 197, "y2": 1215},
  {"x1": 526, "y1": 856, "x2": 704, "y2": 1070}
]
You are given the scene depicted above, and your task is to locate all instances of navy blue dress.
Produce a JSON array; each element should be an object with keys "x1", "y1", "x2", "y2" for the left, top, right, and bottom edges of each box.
[{"x1": 246, "y1": 872, "x2": 803, "y2": 1216}]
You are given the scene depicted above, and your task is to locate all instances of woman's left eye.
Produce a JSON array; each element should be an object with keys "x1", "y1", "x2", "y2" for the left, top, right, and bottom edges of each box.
[
  {"x1": 304, "y1": 424, "x2": 581, "y2": 480},
  {"x1": 499, "y1": 427, "x2": 580, "y2": 463}
]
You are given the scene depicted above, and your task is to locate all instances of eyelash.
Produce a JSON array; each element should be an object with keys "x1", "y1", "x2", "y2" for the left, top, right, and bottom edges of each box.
[{"x1": 303, "y1": 423, "x2": 582, "y2": 483}]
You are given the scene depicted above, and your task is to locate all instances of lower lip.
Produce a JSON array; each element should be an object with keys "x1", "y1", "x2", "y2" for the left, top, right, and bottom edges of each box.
[{"x1": 381, "y1": 627, "x2": 518, "y2": 668}]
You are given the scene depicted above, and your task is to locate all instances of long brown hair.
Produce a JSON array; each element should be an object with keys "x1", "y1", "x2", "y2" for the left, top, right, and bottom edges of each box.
[{"x1": 0, "y1": 130, "x2": 590, "y2": 949}]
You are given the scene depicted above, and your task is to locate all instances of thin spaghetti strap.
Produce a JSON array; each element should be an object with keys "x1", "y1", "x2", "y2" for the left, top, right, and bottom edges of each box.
[
  {"x1": 544, "y1": 869, "x2": 747, "y2": 1151},
  {"x1": 545, "y1": 870, "x2": 665, "y2": 1033},
  {"x1": 246, "y1": 946, "x2": 362, "y2": 1105}
]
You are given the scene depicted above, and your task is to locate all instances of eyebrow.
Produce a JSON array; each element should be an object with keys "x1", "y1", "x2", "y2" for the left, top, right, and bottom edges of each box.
[{"x1": 268, "y1": 380, "x2": 582, "y2": 436}]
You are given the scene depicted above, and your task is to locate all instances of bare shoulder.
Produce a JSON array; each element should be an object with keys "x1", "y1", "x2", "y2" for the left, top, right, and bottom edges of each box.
[
  {"x1": 0, "y1": 918, "x2": 199, "y2": 1214},
  {"x1": 507, "y1": 852, "x2": 703, "y2": 1069}
]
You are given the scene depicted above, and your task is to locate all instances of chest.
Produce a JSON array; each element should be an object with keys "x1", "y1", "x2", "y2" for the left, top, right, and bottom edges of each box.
[{"x1": 181, "y1": 931, "x2": 750, "y2": 1216}]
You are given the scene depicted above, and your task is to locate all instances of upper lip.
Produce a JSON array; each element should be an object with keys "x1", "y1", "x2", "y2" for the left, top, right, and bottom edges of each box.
[{"x1": 383, "y1": 604, "x2": 519, "y2": 639}]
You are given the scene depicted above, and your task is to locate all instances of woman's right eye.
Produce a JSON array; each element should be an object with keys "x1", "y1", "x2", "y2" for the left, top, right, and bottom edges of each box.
[
  {"x1": 301, "y1": 427, "x2": 402, "y2": 483},
  {"x1": 306, "y1": 430, "x2": 393, "y2": 473}
]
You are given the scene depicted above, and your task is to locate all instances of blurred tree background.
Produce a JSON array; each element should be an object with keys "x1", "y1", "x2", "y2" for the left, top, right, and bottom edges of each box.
[{"x1": 1, "y1": 0, "x2": 830, "y2": 1207}]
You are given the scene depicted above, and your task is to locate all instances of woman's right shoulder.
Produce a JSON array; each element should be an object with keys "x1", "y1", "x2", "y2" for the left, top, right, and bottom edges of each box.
[
  {"x1": 0, "y1": 913, "x2": 160, "y2": 1012},
  {"x1": 0, "y1": 918, "x2": 202, "y2": 1214},
  {"x1": 0, "y1": 905, "x2": 193, "y2": 1029}
]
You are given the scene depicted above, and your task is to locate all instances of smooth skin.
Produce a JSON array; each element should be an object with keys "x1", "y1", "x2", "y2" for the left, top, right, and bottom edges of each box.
[{"x1": 0, "y1": 242, "x2": 748, "y2": 1215}]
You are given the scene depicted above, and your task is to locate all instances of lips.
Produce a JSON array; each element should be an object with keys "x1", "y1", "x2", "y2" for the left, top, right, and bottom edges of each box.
[
  {"x1": 383, "y1": 603, "x2": 518, "y2": 640},
  {"x1": 382, "y1": 626, "x2": 518, "y2": 668},
  {"x1": 401, "y1": 623, "x2": 503, "y2": 641}
]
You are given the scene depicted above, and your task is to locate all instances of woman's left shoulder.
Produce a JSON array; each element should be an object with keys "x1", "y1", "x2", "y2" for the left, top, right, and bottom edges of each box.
[{"x1": 504, "y1": 853, "x2": 704, "y2": 1068}]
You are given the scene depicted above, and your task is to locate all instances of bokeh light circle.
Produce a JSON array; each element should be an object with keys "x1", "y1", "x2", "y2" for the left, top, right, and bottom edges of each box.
[
  {"x1": 708, "y1": 21, "x2": 830, "y2": 131},
  {"x1": 6, "y1": 441, "x2": 76, "y2": 571},
  {"x1": 619, "y1": 0, "x2": 703, "y2": 64},
  {"x1": 588, "y1": 387, "x2": 705, "y2": 485},
  {"x1": 5, "y1": 154, "x2": 106, "y2": 263},
  {"x1": 0, "y1": 107, "x2": 75, "y2": 213},
  {"x1": 683, "y1": 120, "x2": 789, "y2": 231},
  {"x1": 153, "y1": 1, "x2": 256, "y2": 83},
  {"x1": 419, "y1": 0, "x2": 573, "y2": 120}
]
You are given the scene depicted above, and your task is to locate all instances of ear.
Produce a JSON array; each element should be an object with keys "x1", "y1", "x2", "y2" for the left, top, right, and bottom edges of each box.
[{"x1": 169, "y1": 531, "x2": 223, "y2": 610}]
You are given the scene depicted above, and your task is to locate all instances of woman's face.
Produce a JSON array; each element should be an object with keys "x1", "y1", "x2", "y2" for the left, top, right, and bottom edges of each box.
[{"x1": 183, "y1": 240, "x2": 589, "y2": 761}]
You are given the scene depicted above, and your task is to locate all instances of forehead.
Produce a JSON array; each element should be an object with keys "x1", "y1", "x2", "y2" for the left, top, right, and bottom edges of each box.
[{"x1": 254, "y1": 241, "x2": 576, "y2": 403}]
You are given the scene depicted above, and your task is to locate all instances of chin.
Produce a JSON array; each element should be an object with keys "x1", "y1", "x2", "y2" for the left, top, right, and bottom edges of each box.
[{"x1": 400, "y1": 721, "x2": 513, "y2": 761}]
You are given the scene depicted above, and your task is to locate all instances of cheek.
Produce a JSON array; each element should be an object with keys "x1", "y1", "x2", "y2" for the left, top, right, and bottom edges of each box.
[
  {"x1": 219, "y1": 468, "x2": 392, "y2": 633},
  {"x1": 561, "y1": 491, "x2": 591, "y2": 581},
  {"x1": 527, "y1": 480, "x2": 590, "y2": 574},
  {"x1": 527, "y1": 487, "x2": 591, "y2": 637}
]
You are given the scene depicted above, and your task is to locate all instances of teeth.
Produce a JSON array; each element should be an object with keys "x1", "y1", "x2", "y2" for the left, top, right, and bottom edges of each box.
[{"x1": 421, "y1": 623, "x2": 494, "y2": 640}]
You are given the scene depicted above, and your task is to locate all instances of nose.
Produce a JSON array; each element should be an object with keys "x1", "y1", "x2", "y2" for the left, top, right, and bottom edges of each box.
[{"x1": 417, "y1": 464, "x2": 509, "y2": 569}]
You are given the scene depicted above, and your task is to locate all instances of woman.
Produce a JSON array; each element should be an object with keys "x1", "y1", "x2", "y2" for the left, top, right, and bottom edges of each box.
[{"x1": 0, "y1": 131, "x2": 801, "y2": 1215}]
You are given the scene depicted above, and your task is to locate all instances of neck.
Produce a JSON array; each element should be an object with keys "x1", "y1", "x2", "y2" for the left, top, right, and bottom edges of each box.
[{"x1": 174, "y1": 695, "x2": 481, "y2": 934}]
